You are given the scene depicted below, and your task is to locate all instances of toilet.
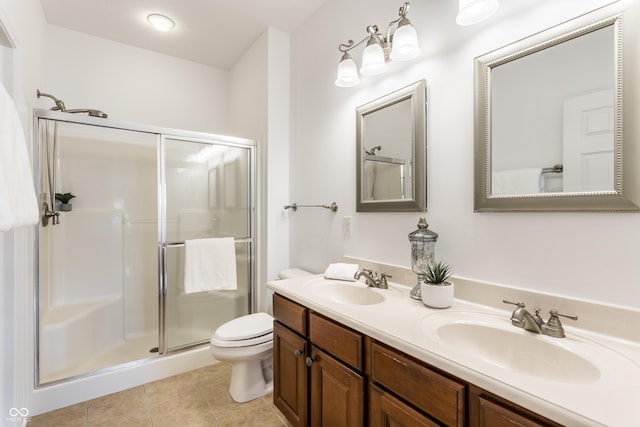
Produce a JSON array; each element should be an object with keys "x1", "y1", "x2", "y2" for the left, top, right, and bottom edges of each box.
[
  {"x1": 210, "y1": 312, "x2": 275, "y2": 402},
  {"x1": 210, "y1": 268, "x2": 313, "y2": 402}
]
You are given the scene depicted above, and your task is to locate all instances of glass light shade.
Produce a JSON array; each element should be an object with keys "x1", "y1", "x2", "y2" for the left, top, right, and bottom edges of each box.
[
  {"x1": 456, "y1": 0, "x2": 499, "y2": 26},
  {"x1": 360, "y1": 41, "x2": 387, "y2": 76},
  {"x1": 390, "y1": 21, "x2": 421, "y2": 61},
  {"x1": 335, "y1": 54, "x2": 360, "y2": 87},
  {"x1": 147, "y1": 13, "x2": 175, "y2": 32}
]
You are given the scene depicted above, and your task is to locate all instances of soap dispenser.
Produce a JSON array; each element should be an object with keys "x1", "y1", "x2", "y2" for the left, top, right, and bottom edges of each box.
[{"x1": 408, "y1": 217, "x2": 439, "y2": 300}]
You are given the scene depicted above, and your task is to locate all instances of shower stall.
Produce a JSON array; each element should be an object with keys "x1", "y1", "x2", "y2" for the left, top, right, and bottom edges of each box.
[{"x1": 34, "y1": 108, "x2": 255, "y2": 386}]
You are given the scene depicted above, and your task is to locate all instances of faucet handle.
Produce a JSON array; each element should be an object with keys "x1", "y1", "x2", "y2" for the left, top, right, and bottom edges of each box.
[
  {"x1": 550, "y1": 309, "x2": 578, "y2": 321},
  {"x1": 542, "y1": 309, "x2": 578, "y2": 338},
  {"x1": 502, "y1": 299, "x2": 526, "y2": 308}
]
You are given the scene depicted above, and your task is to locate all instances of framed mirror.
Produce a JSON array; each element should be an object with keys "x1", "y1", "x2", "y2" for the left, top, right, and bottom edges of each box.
[
  {"x1": 356, "y1": 79, "x2": 426, "y2": 212},
  {"x1": 474, "y1": 3, "x2": 640, "y2": 212}
]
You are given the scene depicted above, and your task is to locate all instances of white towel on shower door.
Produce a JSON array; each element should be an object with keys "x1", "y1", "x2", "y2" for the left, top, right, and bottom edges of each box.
[
  {"x1": 0, "y1": 82, "x2": 39, "y2": 231},
  {"x1": 184, "y1": 237, "x2": 238, "y2": 293}
]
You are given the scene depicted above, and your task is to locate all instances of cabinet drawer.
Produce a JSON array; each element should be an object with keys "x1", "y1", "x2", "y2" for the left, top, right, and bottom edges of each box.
[
  {"x1": 370, "y1": 384, "x2": 440, "y2": 427},
  {"x1": 469, "y1": 385, "x2": 563, "y2": 427},
  {"x1": 370, "y1": 341, "x2": 465, "y2": 427},
  {"x1": 309, "y1": 312, "x2": 363, "y2": 371},
  {"x1": 477, "y1": 397, "x2": 547, "y2": 427},
  {"x1": 273, "y1": 294, "x2": 308, "y2": 336}
]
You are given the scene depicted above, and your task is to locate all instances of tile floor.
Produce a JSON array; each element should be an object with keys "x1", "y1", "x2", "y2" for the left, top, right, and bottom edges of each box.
[{"x1": 28, "y1": 363, "x2": 292, "y2": 427}]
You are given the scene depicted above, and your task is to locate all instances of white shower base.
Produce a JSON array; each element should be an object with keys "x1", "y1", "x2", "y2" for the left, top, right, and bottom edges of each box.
[
  {"x1": 39, "y1": 291, "x2": 246, "y2": 384},
  {"x1": 39, "y1": 327, "x2": 211, "y2": 384}
]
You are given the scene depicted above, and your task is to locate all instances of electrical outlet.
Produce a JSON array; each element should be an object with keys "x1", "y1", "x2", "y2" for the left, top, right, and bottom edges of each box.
[{"x1": 343, "y1": 216, "x2": 352, "y2": 238}]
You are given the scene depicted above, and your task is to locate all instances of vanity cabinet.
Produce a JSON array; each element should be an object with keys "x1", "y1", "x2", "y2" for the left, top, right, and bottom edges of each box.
[
  {"x1": 273, "y1": 293, "x2": 563, "y2": 427},
  {"x1": 273, "y1": 294, "x2": 365, "y2": 427}
]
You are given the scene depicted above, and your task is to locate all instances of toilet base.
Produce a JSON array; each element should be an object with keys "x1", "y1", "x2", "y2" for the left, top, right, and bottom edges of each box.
[{"x1": 228, "y1": 359, "x2": 273, "y2": 403}]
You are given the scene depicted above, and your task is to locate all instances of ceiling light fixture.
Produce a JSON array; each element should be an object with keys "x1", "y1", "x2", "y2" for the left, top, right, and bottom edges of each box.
[
  {"x1": 147, "y1": 13, "x2": 175, "y2": 32},
  {"x1": 335, "y1": 2, "x2": 421, "y2": 88},
  {"x1": 456, "y1": 0, "x2": 500, "y2": 26}
]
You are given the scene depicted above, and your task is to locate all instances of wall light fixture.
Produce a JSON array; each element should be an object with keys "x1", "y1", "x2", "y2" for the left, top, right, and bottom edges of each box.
[
  {"x1": 456, "y1": 0, "x2": 500, "y2": 26},
  {"x1": 335, "y1": 2, "x2": 420, "y2": 87}
]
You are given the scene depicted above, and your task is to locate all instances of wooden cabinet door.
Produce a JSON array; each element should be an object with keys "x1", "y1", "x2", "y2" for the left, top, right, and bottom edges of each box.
[
  {"x1": 370, "y1": 384, "x2": 439, "y2": 427},
  {"x1": 273, "y1": 321, "x2": 308, "y2": 427},
  {"x1": 309, "y1": 346, "x2": 364, "y2": 427}
]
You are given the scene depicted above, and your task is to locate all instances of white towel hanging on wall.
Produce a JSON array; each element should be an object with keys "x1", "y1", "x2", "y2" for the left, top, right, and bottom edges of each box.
[
  {"x1": 0, "y1": 82, "x2": 39, "y2": 231},
  {"x1": 183, "y1": 237, "x2": 238, "y2": 293}
]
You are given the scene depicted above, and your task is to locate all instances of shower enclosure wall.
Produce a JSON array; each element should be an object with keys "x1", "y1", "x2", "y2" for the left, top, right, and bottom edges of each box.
[{"x1": 34, "y1": 109, "x2": 255, "y2": 386}]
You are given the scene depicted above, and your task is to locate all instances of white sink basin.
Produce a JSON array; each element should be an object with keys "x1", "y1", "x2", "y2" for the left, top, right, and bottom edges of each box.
[
  {"x1": 421, "y1": 311, "x2": 606, "y2": 384},
  {"x1": 309, "y1": 279, "x2": 386, "y2": 305}
]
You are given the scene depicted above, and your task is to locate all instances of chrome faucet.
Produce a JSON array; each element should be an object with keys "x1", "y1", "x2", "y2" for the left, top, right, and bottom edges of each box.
[
  {"x1": 503, "y1": 300, "x2": 543, "y2": 333},
  {"x1": 353, "y1": 269, "x2": 391, "y2": 289},
  {"x1": 503, "y1": 300, "x2": 577, "y2": 338}
]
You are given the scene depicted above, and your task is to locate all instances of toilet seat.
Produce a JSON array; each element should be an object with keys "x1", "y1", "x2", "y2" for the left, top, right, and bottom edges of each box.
[{"x1": 211, "y1": 312, "x2": 274, "y2": 348}]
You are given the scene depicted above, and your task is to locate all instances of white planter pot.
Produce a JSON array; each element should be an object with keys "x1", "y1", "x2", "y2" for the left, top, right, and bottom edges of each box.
[{"x1": 420, "y1": 281, "x2": 454, "y2": 308}]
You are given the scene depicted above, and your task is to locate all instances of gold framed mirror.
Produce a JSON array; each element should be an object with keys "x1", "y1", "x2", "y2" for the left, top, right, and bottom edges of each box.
[{"x1": 356, "y1": 80, "x2": 426, "y2": 212}]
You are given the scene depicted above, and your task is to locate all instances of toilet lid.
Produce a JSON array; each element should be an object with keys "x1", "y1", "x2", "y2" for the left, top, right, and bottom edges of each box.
[
  {"x1": 213, "y1": 312, "x2": 274, "y2": 342},
  {"x1": 210, "y1": 331, "x2": 273, "y2": 348}
]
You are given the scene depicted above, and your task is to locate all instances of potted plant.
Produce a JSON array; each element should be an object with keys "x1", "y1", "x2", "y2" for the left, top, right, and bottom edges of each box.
[
  {"x1": 420, "y1": 260, "x2": 454, "y2": 308},
  {"x1": 55, "y1": 192, "x2": 76, "y2": 211}
]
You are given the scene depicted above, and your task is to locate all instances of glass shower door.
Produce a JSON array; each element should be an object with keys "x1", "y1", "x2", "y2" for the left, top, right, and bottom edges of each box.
[
  {"x1": 162, "y1": 137, "x2": 253, "y2": 351},
  {"x1": 37, "y1": 119, "x2": 159, "y2": 384}
]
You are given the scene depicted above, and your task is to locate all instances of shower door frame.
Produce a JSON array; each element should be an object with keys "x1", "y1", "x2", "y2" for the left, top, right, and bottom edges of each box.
[{"x1": 33, "y1": 109, "x2": 257, "y2": 387}]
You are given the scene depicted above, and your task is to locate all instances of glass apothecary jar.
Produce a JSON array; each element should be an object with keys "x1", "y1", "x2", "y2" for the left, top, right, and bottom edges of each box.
[{"x1": 408, "y1": 217, "x2": 438, "y2": 299}]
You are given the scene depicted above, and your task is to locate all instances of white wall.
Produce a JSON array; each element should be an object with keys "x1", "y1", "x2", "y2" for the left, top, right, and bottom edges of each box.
[
  {"x1": 43, "y1": 26, "x2": 229, "y2": 134},
  {"x1": 289, "y1": 0, "x2": 640, "y2": 309},
  {"x1": 228, "y1": 27, "x2": 291, "y2": 313}
]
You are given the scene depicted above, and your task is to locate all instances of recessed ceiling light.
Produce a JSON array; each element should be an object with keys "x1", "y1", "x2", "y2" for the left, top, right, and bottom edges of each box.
[{"x1": 147, "y1": 13, "x2": 175, "y2": 32}]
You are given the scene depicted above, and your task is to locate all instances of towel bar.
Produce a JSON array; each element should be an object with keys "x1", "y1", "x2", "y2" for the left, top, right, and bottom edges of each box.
[
  {"x1": 284, "y1": 202, "x2": 338, "y2": 212},
  {"x1": 163, "y1": 238, "x2": 253, "y2": 248},
  {"x1": 541, "y1": 164, "x2": 563, "y2": 174}
]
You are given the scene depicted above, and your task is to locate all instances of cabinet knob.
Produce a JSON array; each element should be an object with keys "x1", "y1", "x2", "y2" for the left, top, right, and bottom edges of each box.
[
  {"x1": 294, "y1": 349, "x2": 302, "y2": 358},
  {"x1": 305, "y1": 356, "x2": 314, "y2": 367}
]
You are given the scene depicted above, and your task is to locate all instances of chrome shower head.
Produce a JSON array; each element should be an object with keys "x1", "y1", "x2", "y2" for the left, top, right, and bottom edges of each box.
[
  {"x1": 36, "y1": 89, "x2": 108, "y2": 118},
  {"x1": 65, "y1": 109, "x2": 108, "y2": 119},
  {"x1": 37, "y1": 89, "x2": 66, "y2": 112}
]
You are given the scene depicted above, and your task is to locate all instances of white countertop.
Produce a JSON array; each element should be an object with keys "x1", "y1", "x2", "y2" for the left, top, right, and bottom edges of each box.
[{"x1": 267, "y1": 275, "x2": 640, "y2": 427}]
